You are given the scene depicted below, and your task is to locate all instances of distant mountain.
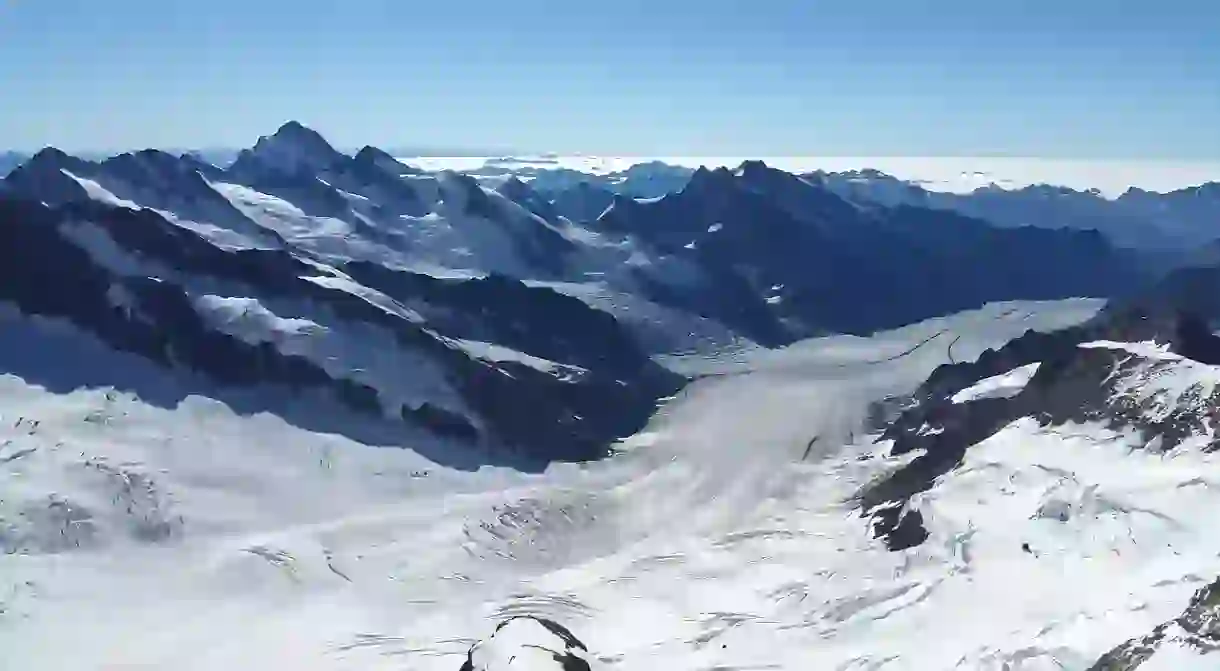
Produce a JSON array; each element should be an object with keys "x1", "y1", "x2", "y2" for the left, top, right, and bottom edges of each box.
[
  {"x1": 531, "y1": 162, "x2": 697, "y2": 201},
  {"x1": 807, "y1": 168, "x2": 1220, "y2": 251},
  {"x1": 484, "y1": 161, "x2": 695, "y2": 203}
]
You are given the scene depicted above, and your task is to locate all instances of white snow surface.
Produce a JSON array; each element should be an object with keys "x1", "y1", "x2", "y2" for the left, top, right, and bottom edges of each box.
[
  {"x1": 1138, "y1": 629, "x2": 1219, "y2": 670},
  {"x1": 8, "y1": 297, "x2": 1220, "y2": 669},
  {"x1": 192, "y1": 293, "x2": 466, "y2": 419},
  {"x1": 448, "y1": 338, "x2": 588, "y2": 381},
  {"x1": 950, "y1": 362, "x2": 1042, "y2": 403},
  {"x1": 1087, "y1": 340, "x2": 1220, "y2": 427},
  {"x1": 1081, "y1": 339, "x2": 1182, "y2": 360},
  {"x1": 62, "y1": 172, "x2": 141, "y2": 209}
]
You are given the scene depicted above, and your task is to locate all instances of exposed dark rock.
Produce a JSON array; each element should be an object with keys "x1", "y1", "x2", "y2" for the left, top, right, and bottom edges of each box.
[{"x1": 460, "y1": 616, "x2": 592, "y2": 671}]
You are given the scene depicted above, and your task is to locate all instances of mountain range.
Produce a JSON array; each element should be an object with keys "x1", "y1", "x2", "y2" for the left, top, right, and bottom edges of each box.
[
  {"x1": 0, "y1": 123, "x2": 1156, "y2": 463},
  {"x1": 806, "y1": 168, "x2": 1220, "y2": 252}
]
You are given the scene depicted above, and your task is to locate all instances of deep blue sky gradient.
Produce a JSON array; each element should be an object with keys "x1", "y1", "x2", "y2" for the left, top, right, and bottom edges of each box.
[{"x1": 2, "y1": 0, "x2": 1217, "y2": 157}]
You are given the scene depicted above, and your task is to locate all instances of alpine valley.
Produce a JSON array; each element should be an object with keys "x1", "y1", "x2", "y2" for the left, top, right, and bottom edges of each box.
[{"x1": 4, "y1": 123, "x2": 1220, "y2": 670}]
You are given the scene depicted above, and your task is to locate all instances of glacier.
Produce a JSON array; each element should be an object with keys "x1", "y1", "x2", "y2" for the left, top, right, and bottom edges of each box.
[{"x1": 17, "y1": 297, "x2": 1220, "y2": 669}]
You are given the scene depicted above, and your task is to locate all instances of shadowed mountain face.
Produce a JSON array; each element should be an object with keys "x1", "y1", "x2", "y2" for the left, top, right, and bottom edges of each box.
[
  {"x1": 0, "y1": 193, "x2": 680, "y2": 469},
  {"x1": 598, "y1": 162, "x2": 1147, "y2": 345},
  {"x1": 0, "y1": 123, "x2": 1158, "y2": 467}
]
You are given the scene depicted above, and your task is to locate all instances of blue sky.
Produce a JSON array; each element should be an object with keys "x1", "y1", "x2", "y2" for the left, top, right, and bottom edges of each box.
[{"x1": 2, "y1": 0, "x2": 1218, "y2": 158}]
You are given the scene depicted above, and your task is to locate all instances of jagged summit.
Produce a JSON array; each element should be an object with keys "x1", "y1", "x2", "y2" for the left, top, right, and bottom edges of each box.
[
  {"x1": 733, "y1": 158, "x2": 771, "y2": 176},
  {"x1": 16, "y1": 146, "x2": 94, "y2": 175},
  {"x1": 682, "y1": 165, "x2": 736, "y2": 194},
  {"x1": 353, "y1": 144, "x2": 421, "y2": 175},
  {"x1": 231, "y1": 120, "x2": 343, "y2": 176}
]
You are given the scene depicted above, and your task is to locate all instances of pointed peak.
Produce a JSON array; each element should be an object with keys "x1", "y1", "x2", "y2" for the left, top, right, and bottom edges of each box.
[
  {"x1": 352, "y1": 145, "x2": 421, "y2": 175},
  {"x1": 16, "y1": 147, "x2": 93, "y2": 176},
  {"x1": 239, "y1": 121, "x2": 342, "y2": 176},
  {"x1": 353, "y1": 145, "x2": 392, "y2": 162},
  {"x1": 28, "y1": 146, "x2": 76, "y2": 165},
  {"x1": 273, "y1": 119, "x2": 321, "y2": 138},
  {"x1": 262, "y1": 120, "x2": 333, "y2": 150}
]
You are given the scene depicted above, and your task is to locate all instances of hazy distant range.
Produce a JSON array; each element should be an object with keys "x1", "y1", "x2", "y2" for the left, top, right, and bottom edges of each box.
[{"x1": 6, "y1": 146, "x2": 1220, "y2": 197}]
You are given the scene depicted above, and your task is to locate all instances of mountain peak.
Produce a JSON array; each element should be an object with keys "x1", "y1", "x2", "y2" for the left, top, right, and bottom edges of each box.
[
  {"x1": 352, "y1": 145, "x2": 421, "y2": 176},
  {"x1": 735, "y1": 159, "x2": 771, "y2": 176},
  {"x1": 5, "y1": 147, "x2": 95, "y2": 185},
  {"x1": 24, "y1": 147, "x2": 84, "y2": 170},
  {"x1": 352, "y1": 144, "x2": 392, "y2": 163},
  {"x1": 683, "y1": 165, "x2": 736, "y2": 195},
  {"x1": 239, "y1": 121, "x2": 342, "y2": 176},
  {"x1": 273, "y1": 119, "x2": 330, "y2": 142}
]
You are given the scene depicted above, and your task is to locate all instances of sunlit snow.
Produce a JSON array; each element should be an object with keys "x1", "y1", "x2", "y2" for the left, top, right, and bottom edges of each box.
[{"x1": 950, "y1": 362, "x2": 1041, "y2": 403}]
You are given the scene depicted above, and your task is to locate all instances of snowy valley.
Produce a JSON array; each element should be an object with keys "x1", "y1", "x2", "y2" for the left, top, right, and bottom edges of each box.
[{"x1": 4, "y1": 124, "x2": 1220, "y2": 669}]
